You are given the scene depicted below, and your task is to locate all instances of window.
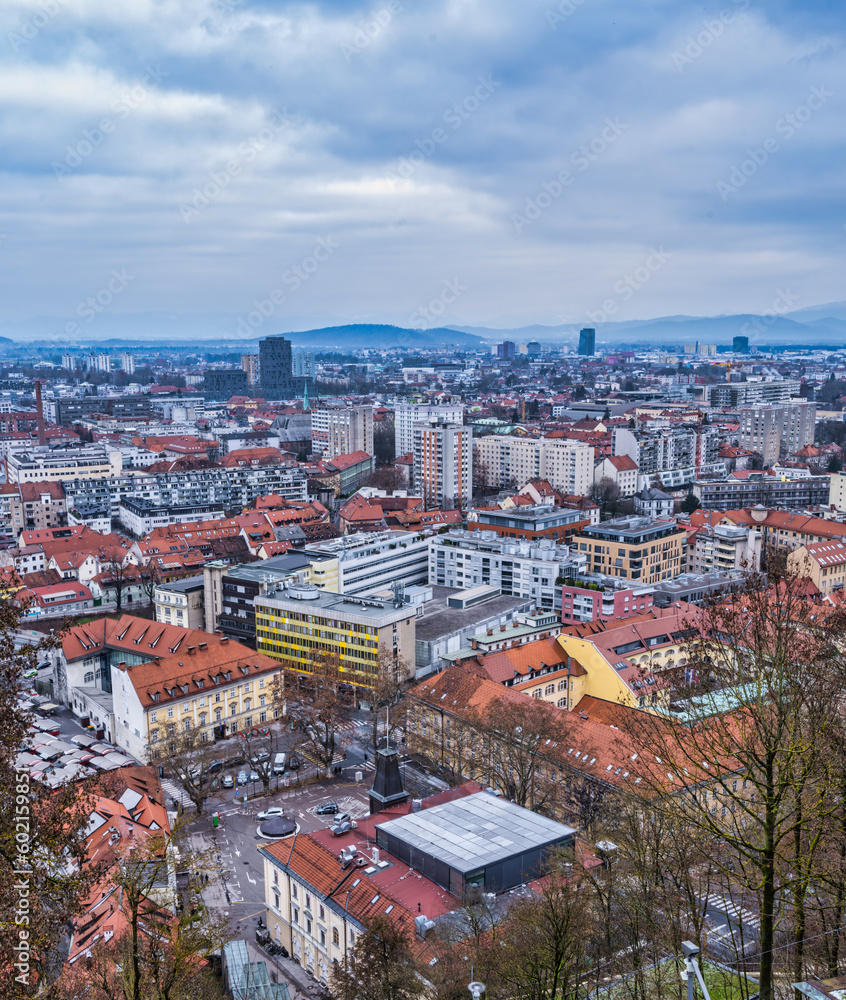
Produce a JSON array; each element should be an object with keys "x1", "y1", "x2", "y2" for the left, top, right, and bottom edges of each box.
[
  {"x1": 292, "y1": 884, "x2": 298, "y2": 899},
  {"x1": 215, "y1": 709, "x2": 222, "y2": 721},
  {"x1": 273, "y1": 870, "x2": 278, "y2": 885},
  {"x1": 167, "y1": 707, "x2": 174, "y2": 718},
  {"x1": 151, "y1": 712, "x2": 158, "y2": 723},
  {"x1": 320, "y1": 928, "x2": 326, "y2": 947},
  {"x1": 333, "y1": 927, "x2": 339, "y2": 946},
  {"x1": 230, "y1": 704, "x2": 237, "y2": 716},
  {"x1": 84, "y1": 671, "x2": 94, "y2": 683},
  {"x1": 319, "y1": 904, "x2": 325, "y2": 920}
]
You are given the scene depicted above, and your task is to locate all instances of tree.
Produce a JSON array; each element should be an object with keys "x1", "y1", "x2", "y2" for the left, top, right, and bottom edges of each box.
[
  {"x1": 627, "y1": 572, "x2": 846, "y2": 1000},
  {"x1": 373, "y1": 420, "x2": 396, "y2": 466},
  {"x1": 139, "y1": 560, "x2": 162, "y2": 607},
  {"x1": 466, "y1": 694, "x2": 578, "y2": 815},
  {"x1": 330, "y1": 915, "x2": 424, "y2": 1000},
  {"x1": 284, "y1": 653, "x2": 355, "y2": 773},
  {"x1": 365, "y1": 652, "x2": 409, "y2": 756},
  {"x1": 589, "y1": 476, "x2": 622, "y2": 518},
  {"x1": 99, "y1": 547, "x2": 131, "y2": 611},
  {"x1": 0, "y1": 604, "x2": 99, "y2": 1000},
  {"x1": 53, "y1": 820, "x2": 230, "y2": 1000},
  {"x1": 679, "y1": 491, "x2": 701, "y2": 514},
  {"x1": 367, "y1": 465, "x2": 406, "y2": 493},
  {"x1": 153, "y1": 725, "x2": 229, "y2": 815},
  {"x1": 827, "y1": 455, "x2": 843, "y2": 473},
  {"x1": 479, "y1": 866, "x2": 592, "y2": 1000}
]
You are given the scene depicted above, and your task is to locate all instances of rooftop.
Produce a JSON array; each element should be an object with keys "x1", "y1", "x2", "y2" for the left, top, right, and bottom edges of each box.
[
  {"x1": 256, "y1": 583, "x2": 415, "y2": 624},
  {"x1": 377, "y1": 791, "x2": 576, "y2": 874},
  {"x1": 414, "y1": 585, "x2": 531, "y2": 642}
]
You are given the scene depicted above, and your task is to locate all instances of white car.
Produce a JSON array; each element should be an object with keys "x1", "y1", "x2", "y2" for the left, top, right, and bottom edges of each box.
[{"x1": 257, "y1": 807, "x2": 286, "y2": 821}]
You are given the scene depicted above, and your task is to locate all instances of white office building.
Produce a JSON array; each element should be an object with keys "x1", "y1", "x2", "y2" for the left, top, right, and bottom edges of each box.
[
  {"x1": 304, "y1": 529, "x2": 431, "y2": 596},
  {"x1": 429, "y1": 529, "x2": 587, "y2": 611}
]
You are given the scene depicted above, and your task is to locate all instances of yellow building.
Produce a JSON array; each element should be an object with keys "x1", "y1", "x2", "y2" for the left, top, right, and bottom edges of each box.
[
  {"x1": 787, "y1": 539, "x2": 846, "y2": 595},
  {"x1": 573, "y1": 515, "x2": 686, "y2": 584},
  {"x1": 110, "y1": 638, "x2": 284, "y2": 762},
  {"x1": 255, "y1": 583, "x2": 416, "y2": 693}
]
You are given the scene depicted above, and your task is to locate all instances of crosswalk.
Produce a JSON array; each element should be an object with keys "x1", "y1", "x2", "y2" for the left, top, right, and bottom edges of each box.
[
  {"x1": 161, "y1": 778, "x2": 186, "y2": 806},
  {"x1": 700, "y1": 892, "x2": 761, "y2": 931}
]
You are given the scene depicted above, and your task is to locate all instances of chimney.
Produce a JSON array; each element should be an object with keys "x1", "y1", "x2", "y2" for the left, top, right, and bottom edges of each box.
[{"x1": 35, "y1": 381, "x2": 47, "y2": 447}]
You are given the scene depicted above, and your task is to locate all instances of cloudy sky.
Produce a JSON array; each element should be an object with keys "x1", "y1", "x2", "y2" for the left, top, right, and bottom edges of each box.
[{"x1": 2, "y1": 0, "x2": 845, "y2": 339}]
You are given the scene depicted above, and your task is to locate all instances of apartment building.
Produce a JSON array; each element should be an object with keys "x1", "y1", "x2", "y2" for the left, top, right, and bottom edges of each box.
[
  {"x1": 7, "y1": 481, "x2": 68, "y2": 531},
  {"x1": 829, "y1": 472, "x2": 846, "y2": 512},
  {"x1": 6, "y1": 445, "x2": 122, "y2": 484},
  {"x1": 111, "y1": 639, "x2": 284, "y2": 761},
  {"x1": 202, "y1": 554, "x2": 317, "y2": 646},
  {"x1": 787, "y1": 540, "x2": 846, "y2": 595},
  {"x1": 573, "y1": 516, "x2": 686, "y2": 584},
  {"x1": 692, "y1": 473, "x2": 830, "y2": 511},
  {"x1": 255, "y1": 583, "x2": 417, "y2": 690},
  {"x1": 63, "y1": 465, "x2": 308, "y2": 519},
  {"x1": 429, "y1": 529, "x2": 587, "y2": 611},
  {"x1": 612, "y1": 426, "x2": 725, "y2": 489},
  {"x1": 394, "y1": 402, "x2": 464, "y2": 456},
  {"x1": 412, "y1": 421, "x2": 472, "y2": 507},
  {"x1": 708, "y1": 380, "x2": 801, "y2": 406},
  {"x1": 154, "y1": 575, "x2": 206, "y2": 630},
  {"x1": 467, "y1": 504, "x2": 589, "y2": 545},
  {"x1": 738, "y1": 402, "x2": 817, "y2": 466},
  {"x1": 687, "y1": 523, "x2": 761, "y2": 573},
  {"x1": 473, "y1": 435, "x2": 593, "y2": 494},
  {"x1": 303, "y1": 530, "x2": 430, "y2": 596},
  {"x1": 119, "y1": 499, "x2": 226, "y2": 536},
  {"x1": 310, "y1": 405, "x2": 373, "y2": 462},
  {"x1": 594, "y1": 454, "x2": 639, "y2": 495}
]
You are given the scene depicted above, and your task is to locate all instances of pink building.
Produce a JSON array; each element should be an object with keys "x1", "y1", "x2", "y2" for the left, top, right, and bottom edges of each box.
[{"x1": 561, "y1": 580, "x2": 653, "y2": 623}]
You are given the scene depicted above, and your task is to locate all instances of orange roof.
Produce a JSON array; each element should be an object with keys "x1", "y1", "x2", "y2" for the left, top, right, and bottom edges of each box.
[
  {"x1": 63, "y1": 614, "x2": 221, "y2": 663},
  {"x1": 607, "y1": 454, "x2": 638, "y2": 471}
]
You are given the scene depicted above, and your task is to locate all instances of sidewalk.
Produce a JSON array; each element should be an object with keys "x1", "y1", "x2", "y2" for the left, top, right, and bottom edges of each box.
[{"x1": 245, "y1": 939, "x2": 327, "y2": 999}]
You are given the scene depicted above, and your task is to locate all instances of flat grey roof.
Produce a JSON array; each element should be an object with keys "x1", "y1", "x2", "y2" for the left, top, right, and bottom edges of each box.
[
  {"x1": 378, "y1": 792, "x2": 575, "y2": 874},
  {"x1": 414, "y1": 586, "x2": 529, "y2": 642},
  {"x1": 157, "y1": 574, "x2": 204, "y2": 593}
]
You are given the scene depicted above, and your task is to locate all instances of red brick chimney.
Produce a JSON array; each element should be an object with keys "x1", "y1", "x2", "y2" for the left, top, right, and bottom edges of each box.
[{"x1": 35, "y1": 381, "x2": 47, "y2": 446}]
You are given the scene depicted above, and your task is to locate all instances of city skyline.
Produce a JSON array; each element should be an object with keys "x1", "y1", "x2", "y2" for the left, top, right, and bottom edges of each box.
[{"x1": 1, "y1": 0, "x2": 844, "y2": 338}]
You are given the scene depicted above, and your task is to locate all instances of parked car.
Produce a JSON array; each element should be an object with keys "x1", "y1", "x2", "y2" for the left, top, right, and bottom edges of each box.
[
  {"x1": 287, "y1": 756, "x2": 300, "y2": 770},
  {"x1": 251, "y1": 751, "x2": 270, "y2": 763},
  {"x1": 249, "y1": 770, "x2": 260, "y2": 783},
  {"x1": 257, "y1": 807, "x2": 286, "y2": 821},
  {"x1": 332, "y1": 812, "x2": 352, "y2": 825},
  {"x1": 223, "y1": 775, "x2": 234, "y2": 788},
  {"x1": 207, "y1": 760, "x2": 227, "y2": 774},
  {"x1": 237, "y1": 771, "x2": 248, "y2": 785},
  {"x1": 316, "y1": 802, "x2": 338, "y2": 815}
]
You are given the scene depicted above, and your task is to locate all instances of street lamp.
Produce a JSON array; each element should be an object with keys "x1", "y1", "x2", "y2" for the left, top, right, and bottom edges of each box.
[
  {"x1": 468, "y1": 982, "x2": 485, "y2": 1000},
  {"x1": 681, "y1": 941, "x2": 712, "y2": 1000}
]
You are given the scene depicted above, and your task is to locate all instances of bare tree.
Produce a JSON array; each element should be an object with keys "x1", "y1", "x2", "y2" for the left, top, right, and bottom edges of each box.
[
  {"x1": 151, "y1": 725, "x2": 229, "y2": 815},
  {"x1": 330, "y1": 914, "x2": 424, "y2": 1000},
  {"x1": 284, "y1": 653, "x2": 355, "y2": 774},
  {"x1": 364, "y1": 651, "x2": 409, "y2": 756}
]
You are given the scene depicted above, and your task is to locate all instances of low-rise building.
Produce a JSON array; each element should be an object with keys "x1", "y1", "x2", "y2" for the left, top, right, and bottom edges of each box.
[
  {"x1": 594, "y1": 454, "x2": 639, "y2": 495},
  {"x1": 633, "y1": 485, "x2": 674, "y2": 519},
  {"x1": 111, "y1": 638, "x2": 284, "y2": 761},
  {"x1": 693, "y1": 473, "x2": 831, "y2": 511},
  {"x1": 6, "y1": 445, "x2": 122, "y2": 484},
  {"x1": 9, "y1": 481, "x2": 68, "y2": 531},
  {"x1": 154, "y1": 574, "x2": 206, "y2": 630},
  {"x1": 119, "y1": 498, "x2": 226, "y2": 536},
  {"x1": 560, "y1": 577, "x2": 654, "y2": 623},
  {"x1": 787, "y1": 540, "x2": 846, "y2": 595}
]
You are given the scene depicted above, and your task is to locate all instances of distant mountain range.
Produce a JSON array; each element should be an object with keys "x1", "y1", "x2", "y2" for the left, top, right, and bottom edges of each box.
[{"x1": 3, "y1": 302, "x2": 846, "y2": 350}]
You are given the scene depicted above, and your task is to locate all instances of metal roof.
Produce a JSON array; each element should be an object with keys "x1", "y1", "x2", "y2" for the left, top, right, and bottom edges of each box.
[{"x1": 377, "y1": 791, "x2": 575, "y2": 874}]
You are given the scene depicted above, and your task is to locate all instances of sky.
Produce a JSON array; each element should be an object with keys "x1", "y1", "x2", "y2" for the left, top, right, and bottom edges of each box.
[{"x1": 2, "y1": 0, "x2": 845, "y2": 342}]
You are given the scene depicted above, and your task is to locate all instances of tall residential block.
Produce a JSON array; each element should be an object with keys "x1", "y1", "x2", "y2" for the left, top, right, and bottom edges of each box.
[
  {"x1": 241, "y1": 353, "x2": 260, "y2": 387},
  {"x1": 259, "y1": 335, "x2": 295, "y2": 398},
  {"x1": 292, "y1": 352, "x2": 314, "y2": 379},
  {"x1": 473, "y1": 435, "x2": 593, "y2": 495},
  {"x1": 413, "y1": 421, "x2": 473, "y2": 508},
  {"x1": 394, "y1": 402, "x2": 464, "y2": 458},
  {"x1": 738, "y1": 402, "x2": 816, "y2": 467},
  {"x1": 311, "y1": 404, "x2": 373, "y2": 462}
]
